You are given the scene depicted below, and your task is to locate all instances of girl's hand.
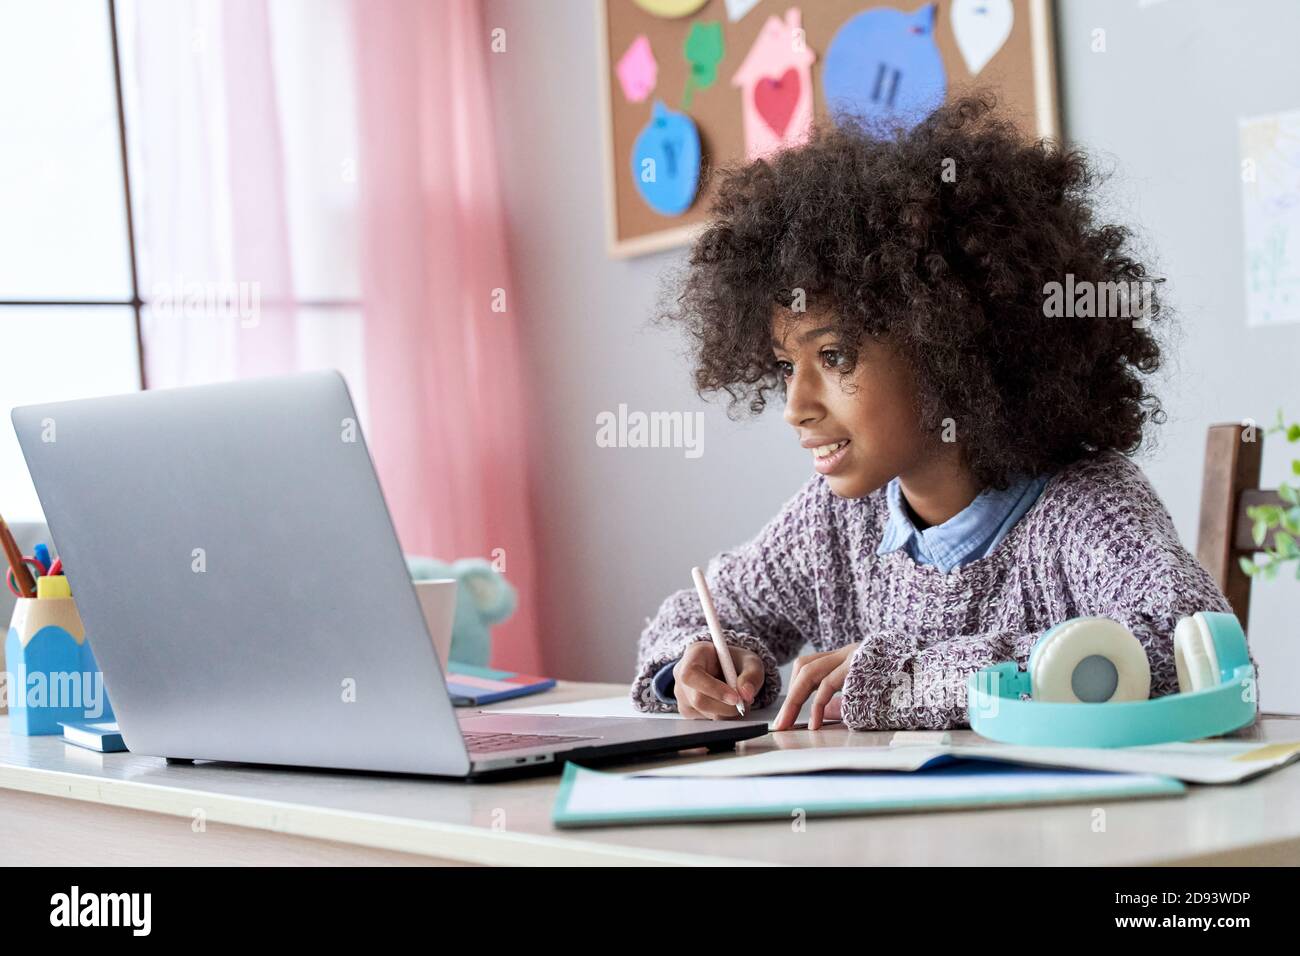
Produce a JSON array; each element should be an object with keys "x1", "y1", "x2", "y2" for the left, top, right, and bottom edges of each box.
[
  {"x1": 772, "y1": 642, "x2": 861, "y2": 731},
  {"x1": 673, "y1": 641, "x2": 765, "y2": 719}
]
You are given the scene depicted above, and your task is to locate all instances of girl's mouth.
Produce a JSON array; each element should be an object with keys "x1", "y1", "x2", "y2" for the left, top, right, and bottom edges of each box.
[{"x1": 812, "y1": 439, "x2": 851, "y2": 474}]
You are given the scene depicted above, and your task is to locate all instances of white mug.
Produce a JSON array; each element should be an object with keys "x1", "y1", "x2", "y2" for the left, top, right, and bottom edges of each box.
[{"x1": 412, "y1": 579, "x2": 458, "y2": 672}]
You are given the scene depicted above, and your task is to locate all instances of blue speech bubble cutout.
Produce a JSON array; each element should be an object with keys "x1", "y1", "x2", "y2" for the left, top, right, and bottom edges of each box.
[
  {"x1": 631, "y1": 100, "x2": 702, "y2": 217},
  {"x1": 823, "y1": 4, "x2": 947, "y2": 131}
]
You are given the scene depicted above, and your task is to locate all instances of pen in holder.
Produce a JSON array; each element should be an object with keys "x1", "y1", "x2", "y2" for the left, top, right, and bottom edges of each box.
[{"x1": 5, "y1": 575, "x2": 114, "y2": 735}]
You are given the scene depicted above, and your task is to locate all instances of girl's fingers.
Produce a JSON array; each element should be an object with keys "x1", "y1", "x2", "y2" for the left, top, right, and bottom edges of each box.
[
  {"x1": 735, "y1": 653, "x2": 765, "y2": 702},
  {"x1": 824, "y1": 694, "x2": 843, "y2": 722},
  {"x1": 809, "y1": 679, "x2": 840, "y2": 730},
  {"x1": 682, "y1": 688, "x2": 741, "y2": 719},
  {"x1": 680, "y1": 664, "x2": 743, "y2": 707},
  {"x1": 772, "y1": 696, "x2": 799, "y2": 731},
  {"x1": 788, "y1": 648, "x2": 833, "y2": 689},
  {"x1": 775, "y1": 656, "x2": 839, "y2": 729}
]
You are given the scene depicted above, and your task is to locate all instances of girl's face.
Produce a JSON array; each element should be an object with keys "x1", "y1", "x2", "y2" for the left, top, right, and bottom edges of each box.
[{"x1": 772, "y1": 310, "x2": 929, "y2": 499}]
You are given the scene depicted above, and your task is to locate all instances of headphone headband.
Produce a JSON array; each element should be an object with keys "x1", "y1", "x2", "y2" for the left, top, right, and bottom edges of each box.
[{"x1": 967, "y1": 613, "x2": 1257, "y2": 748}]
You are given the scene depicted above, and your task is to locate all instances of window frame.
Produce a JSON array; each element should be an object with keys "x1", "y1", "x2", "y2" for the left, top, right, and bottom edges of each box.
[{"x1": 0, "y1": 0, "x2": 361, "y2": 390}]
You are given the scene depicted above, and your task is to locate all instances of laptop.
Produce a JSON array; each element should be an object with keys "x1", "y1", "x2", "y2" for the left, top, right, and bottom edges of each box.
[{"x1": 11, "y1": 371, "x2": 768, "y2": 780}]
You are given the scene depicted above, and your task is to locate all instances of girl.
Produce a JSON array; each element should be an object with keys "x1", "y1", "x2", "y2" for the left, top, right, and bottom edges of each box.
[{"x1": 630, "y1": 94, "x2": 1251, "y2": 732}]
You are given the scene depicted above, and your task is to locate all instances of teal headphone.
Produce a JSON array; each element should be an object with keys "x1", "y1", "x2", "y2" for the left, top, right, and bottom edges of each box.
[{"x1": 967, "y1": 612, "x2": 1257, "y2": 748}]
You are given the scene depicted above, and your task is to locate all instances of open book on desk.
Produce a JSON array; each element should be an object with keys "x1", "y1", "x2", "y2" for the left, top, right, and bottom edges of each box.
[{"x1": 630, "y1": 738, "x2": 1300, "y2": 785}]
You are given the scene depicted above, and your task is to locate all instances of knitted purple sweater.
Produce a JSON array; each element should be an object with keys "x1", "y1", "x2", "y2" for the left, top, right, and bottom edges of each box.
[{"x1": 631, "y1": 451, "x2": 1254, "y2": 730}]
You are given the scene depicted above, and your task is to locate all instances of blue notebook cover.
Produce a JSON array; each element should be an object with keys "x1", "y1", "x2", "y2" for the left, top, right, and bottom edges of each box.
[
  {"x1": 446, "y1": 663, "x2": 556, "y2": 706},
  {"x1": 58, "y1": 721, "x2": 128, "y2": 753},
  {"x1": 553, "y1": 758, "x2": 1187, "y2": 828}
]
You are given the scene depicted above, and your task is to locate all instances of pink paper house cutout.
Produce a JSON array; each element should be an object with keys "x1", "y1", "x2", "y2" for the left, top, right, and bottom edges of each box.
[{"x1": 731, "y1": 7, "x2": 816, "y2": 161}]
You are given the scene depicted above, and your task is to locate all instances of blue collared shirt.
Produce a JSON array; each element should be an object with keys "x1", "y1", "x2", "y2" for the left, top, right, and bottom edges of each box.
[
  {"x1": 649, "y1": 471, "x2": 1051, "y2": 703},
  {"x1": 874, "y1": 472, "x2": 1051, "y2": 573}
]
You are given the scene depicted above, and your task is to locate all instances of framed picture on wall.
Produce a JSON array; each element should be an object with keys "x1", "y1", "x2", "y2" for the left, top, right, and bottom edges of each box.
[{"x1": 596, "y1": 0, "x2": 1060, "y2": 258}]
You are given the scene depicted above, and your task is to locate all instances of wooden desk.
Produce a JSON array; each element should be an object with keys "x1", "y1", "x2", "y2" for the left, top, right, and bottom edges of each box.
[{"x1": 1, "y1": 682, "x2": 1298, "y2": 866}]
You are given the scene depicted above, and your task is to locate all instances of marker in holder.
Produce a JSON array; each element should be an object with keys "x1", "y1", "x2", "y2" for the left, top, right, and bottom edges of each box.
[{"x1": 5, "y1": 575, "x2": 114, "y2": 735}]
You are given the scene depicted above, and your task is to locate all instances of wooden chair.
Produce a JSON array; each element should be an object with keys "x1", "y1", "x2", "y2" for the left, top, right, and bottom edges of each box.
[{"x1": 1196, "y1": 423, "x2": 1286, "y2": 630}]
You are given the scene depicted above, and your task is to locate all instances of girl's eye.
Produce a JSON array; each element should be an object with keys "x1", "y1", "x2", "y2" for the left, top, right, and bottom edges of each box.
[
  {"x1": 821, "y1": 348, "x2": 847, "y2": 370},
  {"x1": 775, "y1": 360, "x2": 794, "y2": 379}
]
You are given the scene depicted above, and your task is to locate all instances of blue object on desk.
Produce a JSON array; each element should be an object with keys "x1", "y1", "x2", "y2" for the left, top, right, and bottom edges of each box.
[
  {"x1": 6, "y1": 613, "x2": 115, "y2": 735},
  {"x1": 59, "y1": 720, "x2": 127, "y2": 753},
  {"x1": 968, "y1": 612, "x2": 1257, "y2": 748},
  {"x1": 552, "y1": 758, "x2": 1186, "y2": 828},
  {"x1": 32, "y1": 543, "x2": 52, "y2": 575},
  {"x1": 445, "y1": 663, "x2": 555, "y2": 707}
]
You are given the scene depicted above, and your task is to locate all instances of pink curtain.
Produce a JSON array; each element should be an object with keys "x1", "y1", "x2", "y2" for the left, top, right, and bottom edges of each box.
[
  {"x1": 122, "y1": 0, "x2": 297, "y2": 388},
  {"x1": 350, "y1": 0, "x2": 541, "y2": 672},
  {"x1": 124, "y1": 0, "x2": 541, "y2": 672}
]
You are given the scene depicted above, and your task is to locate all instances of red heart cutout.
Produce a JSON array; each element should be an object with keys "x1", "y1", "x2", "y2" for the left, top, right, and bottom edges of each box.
[{"x1": 754, "y1": 67, "x2": 800, "y2": 138}]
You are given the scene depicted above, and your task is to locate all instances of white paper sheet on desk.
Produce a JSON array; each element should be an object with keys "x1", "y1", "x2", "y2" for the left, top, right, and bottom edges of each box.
[
  {"x1": 633, "y1": 746, "x2": 949, "y2": 777},
  {"x1": 489, "y1": 694, "x2": 834, "y2": 730},
  {"x1": 630, "y1": 740, "x2": 1300, "y2": 785},
  {"x1": 952, "y1": 740, "x2": 1300, "y2": 785}
]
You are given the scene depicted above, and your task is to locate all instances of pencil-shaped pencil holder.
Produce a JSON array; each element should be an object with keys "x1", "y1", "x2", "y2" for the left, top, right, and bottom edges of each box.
[{"x1": 5, "y1": 576, "x2": 114, "y2": 735}]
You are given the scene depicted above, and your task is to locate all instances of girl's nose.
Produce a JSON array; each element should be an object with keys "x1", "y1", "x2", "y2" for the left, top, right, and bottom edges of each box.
[{"x1": 782, "y1": 372, "x2": 822, "y2": 427}]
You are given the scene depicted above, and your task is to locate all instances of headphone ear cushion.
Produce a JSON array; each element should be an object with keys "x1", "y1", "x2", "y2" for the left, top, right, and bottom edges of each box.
[
  {"x1": 1174, "y1": 613, "x2": 1221, "y2": 693},
  {"x1": 1030, "y1": 617, "x2": 1151, "y2": 703}
]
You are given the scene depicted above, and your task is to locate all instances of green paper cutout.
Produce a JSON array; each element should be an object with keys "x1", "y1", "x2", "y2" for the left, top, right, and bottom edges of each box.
[{"x1": 682, "y1": 21, "x2": 724, "y2": 109}]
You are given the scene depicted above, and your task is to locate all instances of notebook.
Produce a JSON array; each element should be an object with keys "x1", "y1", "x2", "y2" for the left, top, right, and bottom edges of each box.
[
  {"x1": 553, "y1": 754, "x2": 1185, "y2": 832},
  {"x1": 552, "y1": 758, "x2": 1185, "y2": 828},
  {"x1": 627, "y1": 739, "x2": 1300, "y2": 785},
  {"x1": 59, "y1": 721, "x2": 128, "y2": 753},
  {"x1": 446, "y1": 663, "x2": 555, "y2": 706}
]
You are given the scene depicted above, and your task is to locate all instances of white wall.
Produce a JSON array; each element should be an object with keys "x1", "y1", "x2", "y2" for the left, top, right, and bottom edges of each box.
[
  {"x1": 1053, "y1": 0, "x2": 1300, "y2": 711},
  {"x1": 484, "y1": 0, "x2": 1300, "y2": 711}
]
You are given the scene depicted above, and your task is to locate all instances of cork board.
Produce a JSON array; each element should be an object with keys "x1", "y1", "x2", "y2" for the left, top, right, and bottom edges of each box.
[{"x1": 597, "y1": 0, "x2": 1059, "y2": 258}]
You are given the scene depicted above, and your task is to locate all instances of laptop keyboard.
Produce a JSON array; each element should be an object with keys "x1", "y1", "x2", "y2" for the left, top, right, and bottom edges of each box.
[{"x1": 462, "y1": 730, "x2": 599, "y2": 754}]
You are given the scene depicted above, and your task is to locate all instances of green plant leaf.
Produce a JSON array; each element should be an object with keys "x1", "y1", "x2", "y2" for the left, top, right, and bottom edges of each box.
[
  {"x1": 1276, "y1": 531, "x2": 1298, "y2": 558},
  {"x1": 1239, "y1": 556, "x2": 1259, "y2": 576},
  {"x1": 1282, "y1": 508, "x2": 1300, "y2": 536},
  {"x1": 1288, "y1": 423, "x2": 1300, "y2": 442},
  {"x1": 1253, "y1": 518, "x2": 1269, "y2": 546},
  {"x1": 1264, "y1": 560, "x2": 1279, "y2": 579},
  {"x1": 1281, "y1": 483, "x2": 1299, "y2": 505},
  {"x1": 1292, "y1": 458, "x2": 1300, "y2": 476}
]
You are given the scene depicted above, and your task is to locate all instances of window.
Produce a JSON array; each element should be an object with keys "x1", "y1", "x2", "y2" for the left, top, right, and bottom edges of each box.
[
  {"x1": 1, "y1": 0, "x2": 365, "y2": 521},
  {"x1": 0, "y1": 0, "x2": 140, "y2": 520}
]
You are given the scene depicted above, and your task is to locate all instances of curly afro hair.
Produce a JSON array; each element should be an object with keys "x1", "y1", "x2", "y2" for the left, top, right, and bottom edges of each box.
[{"x1": 664, "y1": 92, "x2": 1167, "y2": 490}]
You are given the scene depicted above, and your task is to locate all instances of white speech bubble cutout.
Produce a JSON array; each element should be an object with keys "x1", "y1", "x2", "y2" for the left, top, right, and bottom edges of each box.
[
  {"x1": 952, "y1": 0, "x2": 1014, "y2": 76},
  {"x1": 725, "y1": 0, "x2": 762, "y2": 21}
]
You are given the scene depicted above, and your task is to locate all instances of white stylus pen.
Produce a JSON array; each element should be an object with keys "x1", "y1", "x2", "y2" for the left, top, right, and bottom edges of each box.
[{"x1": 691, "y1": 566, "x2": 746, "y2": 717}]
